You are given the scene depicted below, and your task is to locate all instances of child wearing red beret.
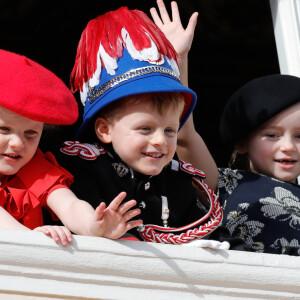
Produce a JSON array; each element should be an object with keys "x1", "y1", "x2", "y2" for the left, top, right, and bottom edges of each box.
[{"x1": 0, "y1": 49, "x2": 142, "y2": 245}]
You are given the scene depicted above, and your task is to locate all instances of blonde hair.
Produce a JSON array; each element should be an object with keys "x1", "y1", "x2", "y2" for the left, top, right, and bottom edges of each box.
[{"x1": 100, "y1": 92, "x2": 185, "y2": 122}]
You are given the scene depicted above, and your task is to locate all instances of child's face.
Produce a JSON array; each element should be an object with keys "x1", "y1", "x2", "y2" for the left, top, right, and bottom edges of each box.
[
  {"x1": 96, "y1": 95, "x2": 181, "y2": 175},
  {"x1": 237, "y1": 102, "x2": 300, "y2": 183},
  {"x1": 0, "y1": 107, "x2": 43, "y2": 180}
]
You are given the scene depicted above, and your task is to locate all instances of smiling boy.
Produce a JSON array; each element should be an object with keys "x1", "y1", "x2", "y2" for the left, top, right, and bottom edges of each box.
[
  {"x1": 95, "y1": 93, "x2": 184, "y2": 176},
  {"x1": 56, "y1": 6, "x2": 231, "y2": 244}
]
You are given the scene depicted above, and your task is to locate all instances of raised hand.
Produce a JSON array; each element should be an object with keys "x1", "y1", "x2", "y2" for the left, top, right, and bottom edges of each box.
[
  {"x1": 34, "y1": 225, "x2": 73, "y2": 246},
  {"x1": 150, "y1": 0, "x2": 198, "y2": 58},
  {"x1": 90, "y1": 192, "x2": 142, "y2": 240}
]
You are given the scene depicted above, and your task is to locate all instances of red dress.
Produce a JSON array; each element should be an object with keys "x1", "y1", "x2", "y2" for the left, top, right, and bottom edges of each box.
[{"x1": 0, "y1": 148, "x2": 73, "y2": 229}]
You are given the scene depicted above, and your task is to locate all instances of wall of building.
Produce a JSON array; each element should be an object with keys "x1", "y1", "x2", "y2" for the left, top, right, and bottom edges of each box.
[{"x1": 0, "y1": 0, "x2": 280, "y2": 166}]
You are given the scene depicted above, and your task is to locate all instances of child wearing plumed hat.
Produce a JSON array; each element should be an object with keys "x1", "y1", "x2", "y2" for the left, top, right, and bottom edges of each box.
[
  {"x1": 57, "y1": 2, "x2": 250, "y2": 249},
  {"x1": 0, "y1": 49, "x2": 141, "y2": 245}
]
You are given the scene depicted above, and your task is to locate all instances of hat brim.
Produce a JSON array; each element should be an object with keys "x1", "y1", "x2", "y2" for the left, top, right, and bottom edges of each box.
[{"x1": 76, "y1": 72, "x2": 197, "y2": 139}]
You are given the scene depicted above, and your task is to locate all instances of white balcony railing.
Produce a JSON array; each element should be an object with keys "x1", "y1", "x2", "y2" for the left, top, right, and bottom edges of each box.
[{"x1": 0, "y1": 229, "x2": 299, "y2": 299}]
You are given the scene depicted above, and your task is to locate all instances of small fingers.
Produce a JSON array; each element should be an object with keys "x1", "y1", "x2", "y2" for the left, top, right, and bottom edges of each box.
[
  {"x1": 123, "y1": 208, "x2": 141, "y2": 222},
  {"x1": 125, "y1": 219, "x2": 143, "y2": 231},
  {"x1": 118, "y1": 199, "x2": 137, "y2": 215},
  {"x1": 108, "y1": 192, "x2": 127, "y2": 211},
  {"x1": 170, "y1": 1, "x2": 182, "y2": 25},
  {"x1": 48, "y1": 227, "x2": 63, "y2": 244},
  {"x1": 33, "y1": 226, "x2": 50, "y2": 235},
  {"x1": 94, "y1": 202, "x2": 106, "y2": 221},
  {"x1": 60, "y1": 226, "x2": 73, "y2": 244},
  {"x1": 186, "y1": 12, "x2": 198, "y2": 35},
  {"x1": 156, "y1": 0, "x2": 171, "y2": 24},
  {"x1": 150, "y1": 7, "x2": 163, "y2": 27},
  {"x1": 51, "y1": 226, "x2": 72, "y2": 246},
  {"x1": 43, "y1": 226, "x2": 72, "y2": 246}
]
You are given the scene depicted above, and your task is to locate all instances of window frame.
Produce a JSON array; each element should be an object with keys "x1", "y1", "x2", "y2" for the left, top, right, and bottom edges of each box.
[{"x1": 270, "y1": 0, "x2": 300, "y2": 76}]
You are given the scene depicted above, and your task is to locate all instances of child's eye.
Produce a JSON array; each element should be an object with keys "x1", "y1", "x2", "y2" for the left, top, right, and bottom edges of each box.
[
  {"x1": 0, "y1": 126, "x2": 10, "y2": 133},
  {"x1": 24, "y1": 130, "x2": 38, "y2": 137},
  {"x1": 138, "y1": 126, "x2": 151, "y2": 132},
  {"x1": 295, "y1": 134, "x2": 300, "y2": 139},
  {"x1": 165, "y1": 128, "x2": 176, "y2": 134},
  {"x1": 141, "y1": 127, "x2": 150, "y2": 130},
  {"x1": 265, "y1": 133, "x2": 278, "y2": 138}
]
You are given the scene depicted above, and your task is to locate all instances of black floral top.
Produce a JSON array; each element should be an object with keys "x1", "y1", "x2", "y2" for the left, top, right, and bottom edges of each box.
[{"x1": 218, "y1": 168, "x2": 300, "y2": 256}]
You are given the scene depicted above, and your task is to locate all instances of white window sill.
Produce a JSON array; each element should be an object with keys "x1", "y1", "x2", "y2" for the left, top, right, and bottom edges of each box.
[{"x1": 0, "y1": 229, "x2": 299, "y2": 299}]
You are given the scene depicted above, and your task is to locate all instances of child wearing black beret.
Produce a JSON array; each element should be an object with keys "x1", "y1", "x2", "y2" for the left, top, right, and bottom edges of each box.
[
  {"x1": 217, "y1": 74, "x2": 300, "y2": 255},
  {"x1": 179, "y1": 73, "x2": 300, "y2": 256}
]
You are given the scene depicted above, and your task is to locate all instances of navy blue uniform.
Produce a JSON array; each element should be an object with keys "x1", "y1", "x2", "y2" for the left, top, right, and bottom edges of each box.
[{"x1": 56, "y1": 141, "x2": 248, "y2": 249}]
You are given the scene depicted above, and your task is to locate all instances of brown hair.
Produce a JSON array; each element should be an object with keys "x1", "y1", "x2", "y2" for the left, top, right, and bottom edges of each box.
[
  {"x1": 99, "y1": 92, "x2": 185, "y2": 123},
  {"x1": 228, "y1": 149, "x2": 251, "y2": 170}
]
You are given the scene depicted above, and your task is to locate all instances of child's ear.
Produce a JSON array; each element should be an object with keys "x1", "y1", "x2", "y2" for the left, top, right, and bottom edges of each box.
[
  {"x1": 235, "y1": 139, "x2": 248, "y2": 154},
  {"x1": 95, "y1": 117, "x2": 112, "y2": 144}
]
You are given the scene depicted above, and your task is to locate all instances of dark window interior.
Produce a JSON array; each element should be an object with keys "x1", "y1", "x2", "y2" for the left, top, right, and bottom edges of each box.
[{"x1": 0, "y1": 0, "x2": 280, "y2": 166}]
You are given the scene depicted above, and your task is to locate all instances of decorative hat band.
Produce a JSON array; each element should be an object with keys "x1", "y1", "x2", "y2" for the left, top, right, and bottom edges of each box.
[{"x1": 87, "y1": 66, "x2": 181, "y2": 104}]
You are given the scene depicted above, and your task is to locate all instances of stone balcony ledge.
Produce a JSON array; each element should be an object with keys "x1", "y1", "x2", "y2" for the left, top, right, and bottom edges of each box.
[{"x1": 0, "y1": 229, "x2": 299, "y2": 299}]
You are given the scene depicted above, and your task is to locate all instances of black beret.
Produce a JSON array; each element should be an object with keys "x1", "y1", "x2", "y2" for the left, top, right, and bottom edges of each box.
[{"x1": 220, "y1": 74, "x2": 300, "y2": 146}]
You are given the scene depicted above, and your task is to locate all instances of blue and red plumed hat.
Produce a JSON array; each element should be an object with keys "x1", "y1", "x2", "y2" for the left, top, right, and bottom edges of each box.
[
  {"x1": 0, "y1": 49, "x2": 78, "y2": 125},
  {"x1": 70, "y1": 6, "x2": 197, "y2": 138}
]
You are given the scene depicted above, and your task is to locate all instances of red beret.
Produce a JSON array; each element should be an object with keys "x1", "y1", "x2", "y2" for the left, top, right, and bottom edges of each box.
[{"x1": 0, "y1": 49, "x2": 78, "y2": 124}]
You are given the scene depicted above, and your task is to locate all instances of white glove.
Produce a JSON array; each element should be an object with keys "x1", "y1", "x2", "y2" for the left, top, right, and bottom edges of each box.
[{"x1": 182, "y1": 239, "x2": 230, "y2": 250}]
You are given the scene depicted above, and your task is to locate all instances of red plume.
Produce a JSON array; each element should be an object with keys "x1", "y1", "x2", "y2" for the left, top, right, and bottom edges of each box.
[{"x1": 70, "y1": 7, "x2": 177, "y2": 93}]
